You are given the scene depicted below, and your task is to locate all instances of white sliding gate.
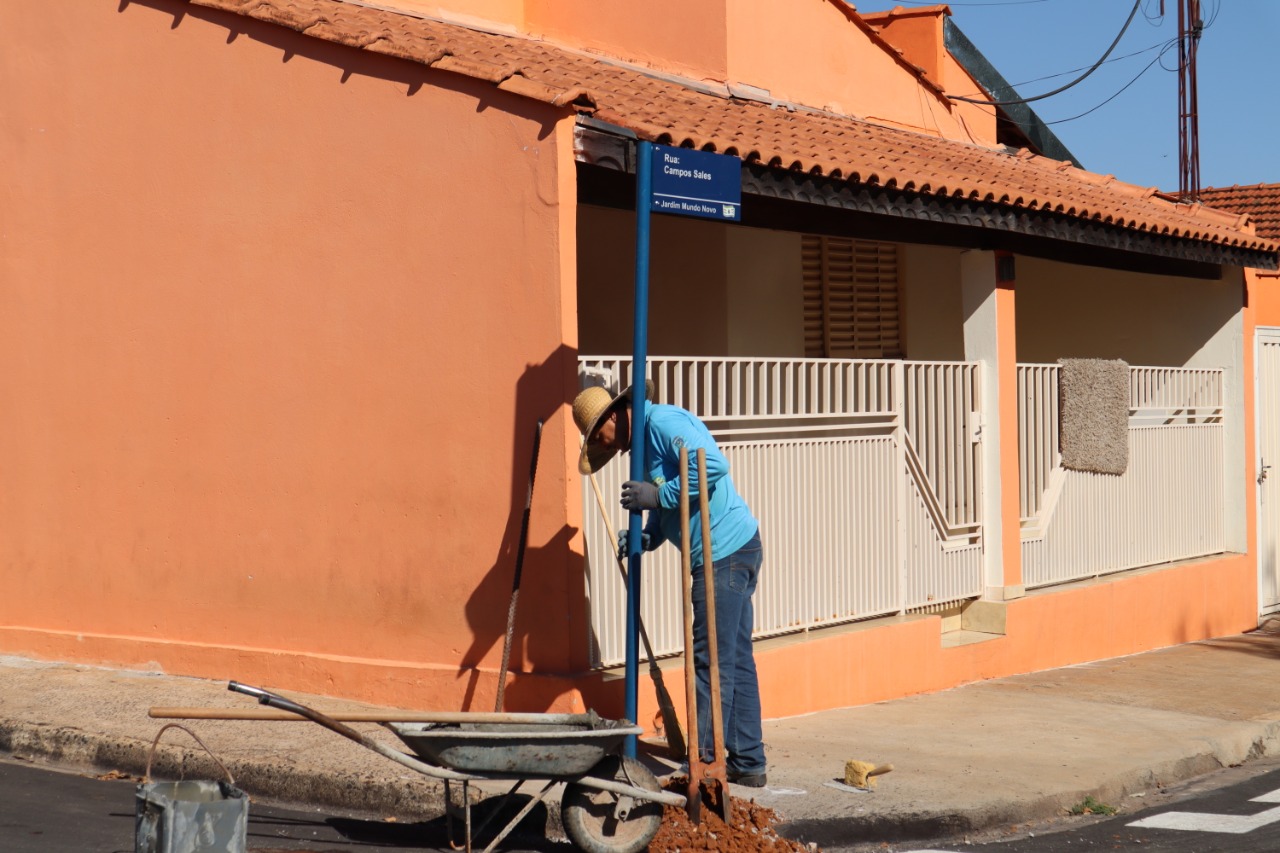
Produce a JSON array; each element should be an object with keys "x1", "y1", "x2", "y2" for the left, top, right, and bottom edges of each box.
[
  {"x1": 579, "y1": 356, "x2": 983, "y2": 667},
  {"x1": 1257, "y1": 329, "x2": 1280, "y2": 614},
  {"x1": 1018, "y1": 363, "x2": 1226, "y2": 589}
]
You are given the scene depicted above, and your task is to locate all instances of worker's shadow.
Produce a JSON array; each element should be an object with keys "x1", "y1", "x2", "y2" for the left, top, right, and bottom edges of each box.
[
  {"x1": 452, "y1": 342, "x2": 591, "y2": 713},
  {"x1": 456, "y1": 522, "x2": 581, "y2": 711}
]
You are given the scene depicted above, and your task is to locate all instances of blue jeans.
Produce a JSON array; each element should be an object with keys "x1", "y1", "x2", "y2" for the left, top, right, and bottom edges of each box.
[{"x1": 691, "y1": 530, "x2": 765, "y2": 775}]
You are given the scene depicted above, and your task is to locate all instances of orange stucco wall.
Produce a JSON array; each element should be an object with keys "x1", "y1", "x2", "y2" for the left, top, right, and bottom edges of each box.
[
  {"x1": 526, "y1": 0, "x2": 730, "y2": 84},
  {"x1": 437, "y1": 0, "x2": 992, "y2": 143},
  {"x1": 1251, "y1": 272, "x2": 1280, "y2": 326},
  {"x1": 0, "y1": 0, "x2": 586, "y2": 712},
  {"x1": 941, "y1": 51, "x2": 1004, "y2": 147},
  {"x1": 865, "y1": 9, "x2": 946, "y2": 85},
  {"x1": 860, "y1": 7, "x2": 1000, "y2": 145},
  {"x1": 995, "y1": 264, "x2": 1023, "y2": 587},
  {"x1": 727, "y1": 0, "x2": 973, "y2": 139}
]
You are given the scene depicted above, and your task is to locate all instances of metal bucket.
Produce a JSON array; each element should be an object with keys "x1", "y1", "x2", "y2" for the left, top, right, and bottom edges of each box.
[
  {"x1": 135, "y1": 724, "x2": 248, "y2": 853},
  {"x1": 135, "y1": 780, "x2": 248, "y2": 853}
]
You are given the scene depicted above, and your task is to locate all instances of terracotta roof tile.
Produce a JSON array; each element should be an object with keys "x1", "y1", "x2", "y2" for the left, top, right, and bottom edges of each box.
[
  {"x1": 1199, "y1": 184, "x2": 1280, "y2": 241},
  {"x1": 185, "y1": 0, "x2": 1278, "y2": 259}
]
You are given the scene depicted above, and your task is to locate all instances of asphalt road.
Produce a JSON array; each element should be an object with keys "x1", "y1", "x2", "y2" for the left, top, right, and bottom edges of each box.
[
  {"x1": 884, "y1": 759, "x2": 1280, "y2": 853},
  {"x1": 0, "y1": 756, "x2": 561, "y2": 853},
  {"x1": 22, "y1": 749, "x2": 1280, "y2": 853}
]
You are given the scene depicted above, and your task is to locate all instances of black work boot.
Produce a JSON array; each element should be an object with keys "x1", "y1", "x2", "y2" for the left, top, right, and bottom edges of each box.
[{"x1": 727, "y1": 769, "x2": 767, "y2": 788}]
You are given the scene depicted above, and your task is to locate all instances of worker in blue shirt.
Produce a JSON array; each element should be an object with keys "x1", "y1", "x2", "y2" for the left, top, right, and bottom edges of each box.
[{"x1": 573, "y1": 383, "x2": 767, "y2": 788}]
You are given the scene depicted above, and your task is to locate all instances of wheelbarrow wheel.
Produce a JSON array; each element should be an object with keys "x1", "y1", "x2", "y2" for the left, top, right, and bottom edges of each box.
[{"x1": 561, "y1": 755, "x2": 664, "y2": 853}]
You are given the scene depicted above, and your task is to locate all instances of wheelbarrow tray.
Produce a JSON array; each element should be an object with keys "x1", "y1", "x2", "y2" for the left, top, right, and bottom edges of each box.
[{"x1": 389, "y1": 717, "x2": 643, "y2": 776}]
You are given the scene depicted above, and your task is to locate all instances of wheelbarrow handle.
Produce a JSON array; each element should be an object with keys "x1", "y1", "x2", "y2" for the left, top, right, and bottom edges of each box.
[
  {"x1": 228, "y1": 681, "x2": 367, "y2": 744},
  {"x1": 227, "y1": 681, "x2": 273, "y2": 705},
  {"x1": 226, "y1": 681, "x2": 479, "y2": 782},
  {"x1": 229, "y1": 681, "x2": 320, "y2": 720}
]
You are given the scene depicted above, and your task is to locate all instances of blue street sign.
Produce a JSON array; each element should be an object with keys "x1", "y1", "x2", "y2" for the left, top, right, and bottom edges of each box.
[{"x1": 650, "y1": 143, "x2": 742, "y2": 221}]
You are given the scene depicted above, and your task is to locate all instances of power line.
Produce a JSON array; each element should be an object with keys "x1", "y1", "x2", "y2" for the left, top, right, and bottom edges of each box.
[
  {"x1": 1026, "y1": 2, "x2": 1217, "y2": 143},
  {"x1": 949, "y1": 39, "x2": 1171, "y2": 101},
  {"x1": 1043, "y1": 44, "x2": 1175, "y2": 125},
  {"x1": 949, "y1": 0, "x2": 1144, "y2": 106}
]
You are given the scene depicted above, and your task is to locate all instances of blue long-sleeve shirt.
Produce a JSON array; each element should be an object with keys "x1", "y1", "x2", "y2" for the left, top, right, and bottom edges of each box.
[{"x1": 640, "y1": 404, "x2": 758, "y2": 568}]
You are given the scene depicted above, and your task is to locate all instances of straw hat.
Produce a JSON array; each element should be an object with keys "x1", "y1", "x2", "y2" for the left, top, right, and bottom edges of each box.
[{"x1": 572, "y1": 381, "x2": 653, "y2": 475}]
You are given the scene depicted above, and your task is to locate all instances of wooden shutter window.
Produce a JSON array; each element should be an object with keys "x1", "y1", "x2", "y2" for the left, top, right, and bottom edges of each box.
[{"x1": 802, "y1": 235, "x2": 901, "y2": 359}]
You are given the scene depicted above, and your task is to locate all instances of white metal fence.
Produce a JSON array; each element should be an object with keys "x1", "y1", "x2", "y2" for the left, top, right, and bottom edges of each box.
[
  {"x1": 579, "y1": 356, "x2": 982, "y2": 667},
  {"x1": 902, "y1": 362, "x2": 982, "y2": 539},
  {"x1": 1018, "y1": 364, "x2": 1225, "y2": 588},
  {"x1": 1018, "y1": 364, "x2": 1060, "y2": 523}
]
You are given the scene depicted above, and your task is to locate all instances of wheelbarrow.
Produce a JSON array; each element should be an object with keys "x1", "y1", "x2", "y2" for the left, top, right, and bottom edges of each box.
[{"x1": 225, "y1": 682, "x2": 685, "y2": 853}]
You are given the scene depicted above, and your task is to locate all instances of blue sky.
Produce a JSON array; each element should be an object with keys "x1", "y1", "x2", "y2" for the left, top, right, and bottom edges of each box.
[{"x1": 852, "y1": 0, "x2": 1277, "y2": 191}]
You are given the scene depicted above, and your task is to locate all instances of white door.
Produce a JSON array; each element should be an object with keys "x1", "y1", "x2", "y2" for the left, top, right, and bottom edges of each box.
[{"x1": 1258, "y1": 328, "x2": 1280, "y2": 613}]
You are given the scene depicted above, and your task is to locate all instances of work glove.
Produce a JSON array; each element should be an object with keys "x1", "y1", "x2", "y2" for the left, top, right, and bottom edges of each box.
[
  {"x1": 615, "y1": 529, "x2": 654, "y2": 563},
  {"x1": 620, "y1": 480, "x2": 661, "y2": 511}
]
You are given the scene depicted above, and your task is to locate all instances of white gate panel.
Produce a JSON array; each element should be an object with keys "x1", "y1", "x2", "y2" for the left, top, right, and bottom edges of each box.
[
  {"x1": 1257, "y1": 329, "x2": 1280, "y2": 613},
  {"x1": 731, "y1": 438, "x2": 900, "y2": 639},
  {"x1": 902, "y1": 467, "x2": 983, "y2": 609},
  {"x1": 1022, "y1": 425, "x2": 1224, "y2": 587}
]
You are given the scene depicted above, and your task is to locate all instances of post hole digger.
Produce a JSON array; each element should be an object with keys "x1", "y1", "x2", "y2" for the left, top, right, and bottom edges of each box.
[{"x1": 680, "y1": 446, "x2": 732, "y2": 825}]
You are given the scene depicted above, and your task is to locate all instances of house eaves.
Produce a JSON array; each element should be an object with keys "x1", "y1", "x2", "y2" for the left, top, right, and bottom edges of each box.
[{"x1": 176, "y1": 0, "x2": 1280, "y2": 271}]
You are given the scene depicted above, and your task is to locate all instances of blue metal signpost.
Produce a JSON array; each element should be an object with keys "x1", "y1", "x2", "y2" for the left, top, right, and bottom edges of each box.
[
  {"x1": 623, "y1": 141, "x2": 653, "y2": 758},
  {"x1": 624, "y1": 142, "x2": 740, "y2": 757}
]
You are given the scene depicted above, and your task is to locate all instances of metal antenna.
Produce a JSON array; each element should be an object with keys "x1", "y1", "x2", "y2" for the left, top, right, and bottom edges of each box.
[{"x1": 1176, "y1": 0, "x2": 1202, "y2": 200}]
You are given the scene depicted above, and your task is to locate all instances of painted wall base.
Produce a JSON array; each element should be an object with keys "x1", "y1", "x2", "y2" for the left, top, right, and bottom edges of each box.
[
  {"x1": 1, "y1": 554, "x2": 1256, "y2": 730},
  {"x1": 0, "y1": 626, "x2": 591, "y2": 715},
  {"x1": 618, "y1": 552, "x2": 1256, "y2": 730}
]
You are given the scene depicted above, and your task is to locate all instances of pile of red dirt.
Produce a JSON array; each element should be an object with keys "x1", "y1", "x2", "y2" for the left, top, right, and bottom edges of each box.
[{"x1": 650, "y1": 782, "x2": 816, "y2": 853}]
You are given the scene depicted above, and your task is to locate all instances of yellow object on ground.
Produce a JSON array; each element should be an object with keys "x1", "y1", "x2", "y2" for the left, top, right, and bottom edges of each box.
[{"x1": 844, "y1": 760, "x2": 894, "y2": 789}]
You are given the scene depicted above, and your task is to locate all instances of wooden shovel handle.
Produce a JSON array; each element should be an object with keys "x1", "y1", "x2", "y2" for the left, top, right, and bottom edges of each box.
[
  {"x1": 698, "y1": 448, "x2": 731, "y2": 825},
  {"x1": 697, "y1": 448, "x2": 726, "y2": 767},
  {"x1": 149, "y1": 707, "x2": 597, "y2": 724},
  {"x1": 679, "y1": 446, "x2": 701, "y2": 823}
]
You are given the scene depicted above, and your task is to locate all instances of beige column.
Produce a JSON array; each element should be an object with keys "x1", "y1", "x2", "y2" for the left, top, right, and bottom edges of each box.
[{"x1": 961, "y1": 250, "x2": 1023, "y2": 596}]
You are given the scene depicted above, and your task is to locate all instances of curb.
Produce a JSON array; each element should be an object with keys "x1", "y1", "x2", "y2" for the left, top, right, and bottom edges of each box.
[
  {"x1": 776, "y1": 720, "x2": 1280, "y2": 848},
  {"x1": 0, "y1": 718, "x2": 449, "y2": 819},
  {"x1": 8, "y1": 714, "x2": 1280, "y2": 847}
]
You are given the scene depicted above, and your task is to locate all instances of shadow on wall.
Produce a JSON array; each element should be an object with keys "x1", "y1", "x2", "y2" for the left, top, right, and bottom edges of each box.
[{"x1": 457, "y1": 343, "x2": 585, "y2": 713}]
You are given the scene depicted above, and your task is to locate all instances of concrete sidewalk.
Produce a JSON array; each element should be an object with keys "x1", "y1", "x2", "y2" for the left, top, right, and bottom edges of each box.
[{"x1": 4, "y1": 625, "x2": 1280, "y2": 848}]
